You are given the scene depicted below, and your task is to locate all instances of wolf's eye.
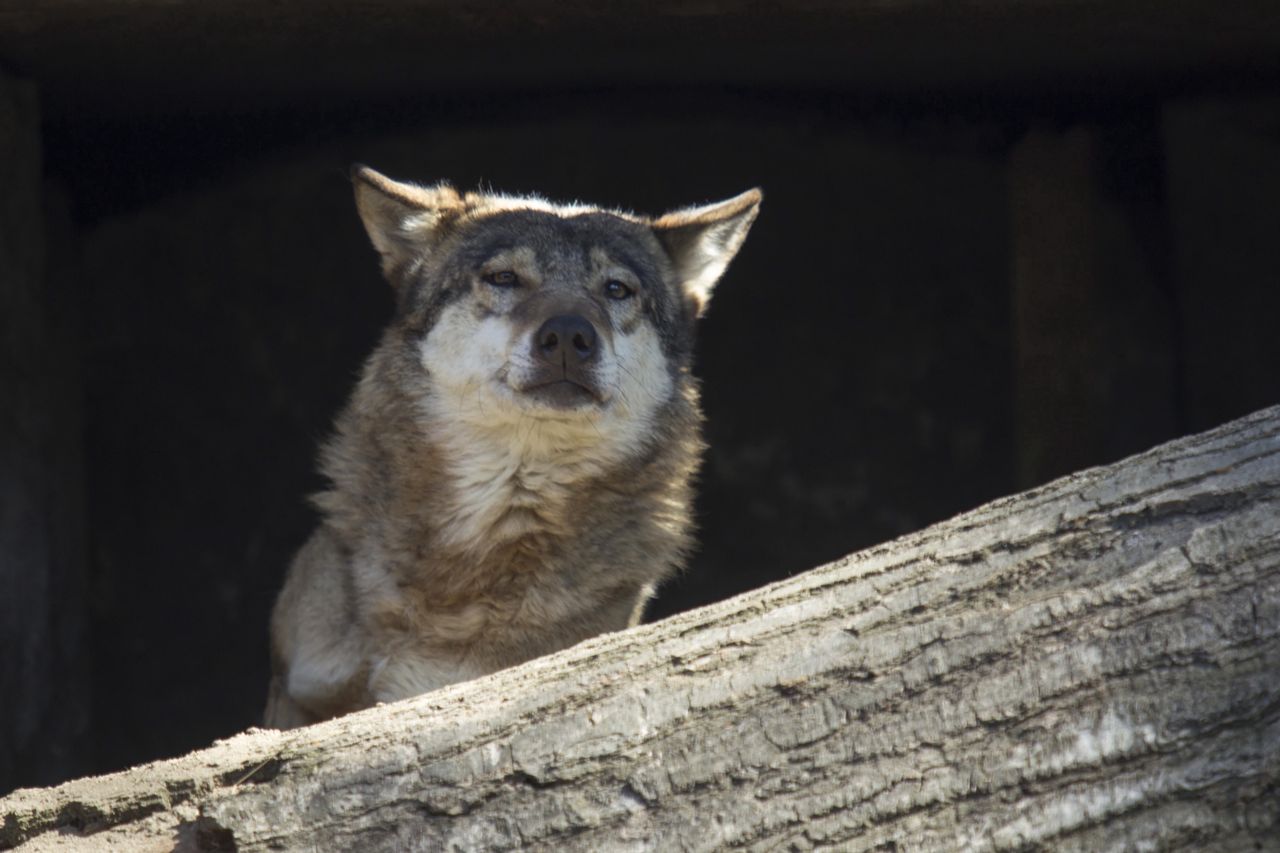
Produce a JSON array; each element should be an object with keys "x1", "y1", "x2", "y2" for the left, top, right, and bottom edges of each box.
[
  {"x1": 604, "y1": 280, "x2": 633, "y2": 301},
  {"x1": 483, "y1": 270, "x2": 520, "y2": 288}
]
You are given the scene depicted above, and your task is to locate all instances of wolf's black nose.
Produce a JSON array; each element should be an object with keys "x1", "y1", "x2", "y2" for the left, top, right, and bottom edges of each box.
[{"x1": 536, "y1": 314, "x2": 597, "y2": 362}]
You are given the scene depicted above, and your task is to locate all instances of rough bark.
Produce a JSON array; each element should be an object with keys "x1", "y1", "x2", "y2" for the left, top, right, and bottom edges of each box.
[{"x1": 4, "y1": 405, "x2": 1280, "y2": 852}]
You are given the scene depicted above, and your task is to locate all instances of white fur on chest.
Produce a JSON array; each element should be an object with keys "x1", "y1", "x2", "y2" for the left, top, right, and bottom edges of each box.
[{"x1": 437, "y1": 428, "x2": 576, "y2": 549}]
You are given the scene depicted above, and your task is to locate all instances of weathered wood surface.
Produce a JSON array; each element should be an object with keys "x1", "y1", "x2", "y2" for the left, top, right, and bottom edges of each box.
[{"x1": 4, "y1": 405, "x2": 1279, "y2": 851}]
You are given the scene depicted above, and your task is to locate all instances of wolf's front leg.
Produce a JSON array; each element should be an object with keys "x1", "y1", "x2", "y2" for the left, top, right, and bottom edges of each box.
[
  {"x1": 367, "y1": 647, "x2": 488, "y2": 705},
  {"x1": 264, "y1": 674, "x2": 322, "y2": 729}
]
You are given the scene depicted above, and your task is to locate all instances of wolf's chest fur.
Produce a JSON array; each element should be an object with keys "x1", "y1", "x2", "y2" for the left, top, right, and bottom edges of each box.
[
  {"x1": 263, "y1": 166, "x2": 759, "y2": 728},
  {"x1": 389, "y1": 394, "x2": 684, "y2": 616},
  {"x1": 432, "y1": 418, "x2": 615, "y2": 554}
]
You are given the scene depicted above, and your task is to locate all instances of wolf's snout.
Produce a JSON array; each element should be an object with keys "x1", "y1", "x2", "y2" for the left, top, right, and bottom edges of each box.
[
  {"x1": 524, "y1": 313, "x2": 603, "y2": 406},
  {"x1": 535, "y1": 314, "x2": 598, "y2": 363}
]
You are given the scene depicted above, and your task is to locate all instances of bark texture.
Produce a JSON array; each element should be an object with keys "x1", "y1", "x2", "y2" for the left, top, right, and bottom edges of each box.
[{"x1": 4, "y1": 406, "x2": 1279, "y2": 852}]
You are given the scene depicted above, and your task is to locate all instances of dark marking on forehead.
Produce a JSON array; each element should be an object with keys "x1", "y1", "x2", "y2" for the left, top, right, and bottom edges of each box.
[
  {"x1": 449, "y1": 210, "x2": 660, "y2": 278},
  {"x1": 563, "y1": 212, "x2": 666, "y2": 280},
  {"x1": 452, "y1": 211, "x2": 568, "y2": 266}
]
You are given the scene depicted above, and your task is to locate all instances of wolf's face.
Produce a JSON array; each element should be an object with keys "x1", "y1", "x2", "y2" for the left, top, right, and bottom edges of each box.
[
  {"x1": 416, "y1": 211, "x2": 683, "y2": 426},
  {"x1": 352, "y1": 167, "x2": 760, "y2": 455}
]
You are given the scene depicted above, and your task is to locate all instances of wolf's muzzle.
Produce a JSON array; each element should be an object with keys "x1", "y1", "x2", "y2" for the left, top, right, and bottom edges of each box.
[{"x1": 525, "y1": 314, "x2": 603, "y2": 407}]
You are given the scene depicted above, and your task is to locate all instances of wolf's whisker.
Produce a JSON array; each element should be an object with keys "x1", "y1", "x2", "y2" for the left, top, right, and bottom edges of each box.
[{"x1": 617, "y1": 362, "x2": 664, "y2": 406}]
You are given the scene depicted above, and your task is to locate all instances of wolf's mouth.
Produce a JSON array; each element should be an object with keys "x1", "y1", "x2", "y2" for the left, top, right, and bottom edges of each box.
[{"x1": 522, "y1": 379, "x2": 603, "y2": 410}]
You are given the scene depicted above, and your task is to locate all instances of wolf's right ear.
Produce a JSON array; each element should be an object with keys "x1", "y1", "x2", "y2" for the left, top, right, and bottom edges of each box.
[
  {"x1": 351, "y1": 165, "x2": 464, "y2": 282},
  {"x1": 651, "y1": 188, "x2": 762, "y2": 317}
]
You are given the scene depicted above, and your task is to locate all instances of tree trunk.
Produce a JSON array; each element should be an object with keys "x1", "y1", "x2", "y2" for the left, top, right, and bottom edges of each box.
[{"x1": 4, "y1": 406, "x2": 1279, "y2": 852}]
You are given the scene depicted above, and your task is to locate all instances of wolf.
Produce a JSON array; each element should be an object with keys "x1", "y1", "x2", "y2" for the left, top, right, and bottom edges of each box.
[{"x1": 264, "y1": 165, "x2": 760, "y2": 727}]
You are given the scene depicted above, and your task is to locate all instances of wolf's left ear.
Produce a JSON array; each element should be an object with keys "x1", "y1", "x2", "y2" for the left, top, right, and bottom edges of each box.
[
  {"x1": 652, "y1": 188, "x2": 762, "y2": 316},
  {"x1": 351, "y1": 164, "x2": 464, "y2": 282}
]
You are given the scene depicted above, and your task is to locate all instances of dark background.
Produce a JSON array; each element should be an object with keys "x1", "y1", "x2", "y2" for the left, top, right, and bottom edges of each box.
[{"x1": 2, "y1": 1, "x2": 1279, "y2": 796}]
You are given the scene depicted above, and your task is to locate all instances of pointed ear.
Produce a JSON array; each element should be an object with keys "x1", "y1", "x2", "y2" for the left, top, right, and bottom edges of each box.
[
  {"x1": 651, "y1": 188, "x2": 762, "y2": 316},
  {"x1": 351, "y1": 164, "x2": 463, "y2": 282}
]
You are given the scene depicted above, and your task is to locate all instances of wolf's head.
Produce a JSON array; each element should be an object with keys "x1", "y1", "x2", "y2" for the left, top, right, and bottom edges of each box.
[{"x1": 351, "y1": 166, "x2": 759, "y2": 453}]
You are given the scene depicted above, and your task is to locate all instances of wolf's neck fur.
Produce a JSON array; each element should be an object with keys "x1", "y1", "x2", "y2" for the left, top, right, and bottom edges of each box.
[
  {"x1": 315, "y1": 346, "x2": 699, "y2": 619},
  {"x1": 427, "y1": 413, "x2": 611, "y2": 554}
]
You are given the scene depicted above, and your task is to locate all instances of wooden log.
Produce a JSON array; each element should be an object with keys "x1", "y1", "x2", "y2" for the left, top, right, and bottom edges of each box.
[{"x1": 4, "y1": 405, "x2": 1279, "y2": 851}]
